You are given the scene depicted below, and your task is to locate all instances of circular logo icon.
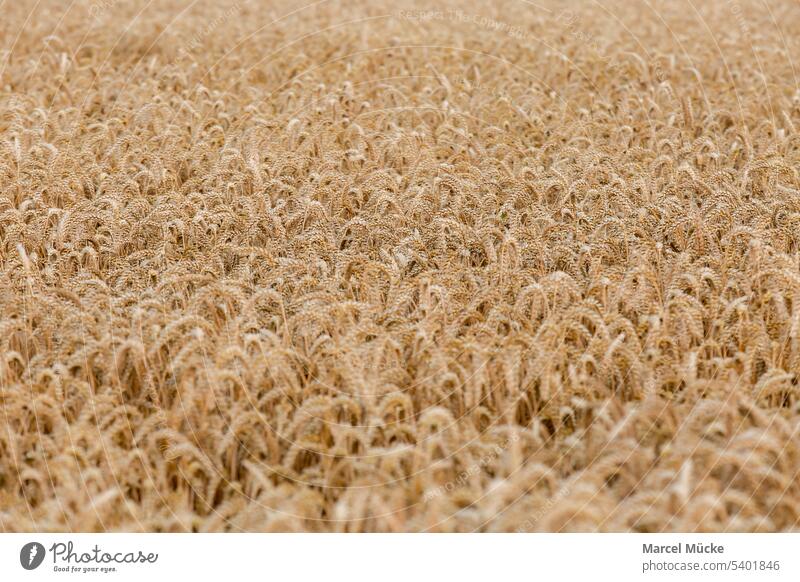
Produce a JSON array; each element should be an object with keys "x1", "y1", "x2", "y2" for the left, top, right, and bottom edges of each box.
[{"x1": 20, "y1": 542, "x2": 46, "y2": 570}]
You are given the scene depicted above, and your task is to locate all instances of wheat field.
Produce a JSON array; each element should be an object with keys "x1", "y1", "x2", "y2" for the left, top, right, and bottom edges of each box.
[{"x1": 1, "y1": 0, "x2": 800, "y2": 532}]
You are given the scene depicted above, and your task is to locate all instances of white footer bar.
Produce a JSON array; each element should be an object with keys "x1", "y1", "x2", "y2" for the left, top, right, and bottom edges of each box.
[{"x1": 1, "y1": 534, "x2": 797, "y2": 581}]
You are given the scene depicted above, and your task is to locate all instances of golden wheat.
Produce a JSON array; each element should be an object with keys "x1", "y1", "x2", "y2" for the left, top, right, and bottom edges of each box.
[{"x1": 1, "y1": 0, "x2": 800, "y2": 532}]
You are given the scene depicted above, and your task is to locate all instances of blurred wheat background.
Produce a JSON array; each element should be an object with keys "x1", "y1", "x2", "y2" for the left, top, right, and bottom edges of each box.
[{"x1": 2, "y1": 0, "x2": 800, "y2": 532}]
